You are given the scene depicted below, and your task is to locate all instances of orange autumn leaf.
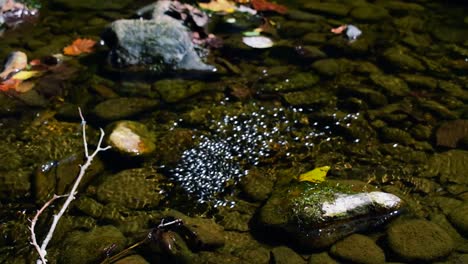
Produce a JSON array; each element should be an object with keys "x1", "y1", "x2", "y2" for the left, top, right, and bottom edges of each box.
[
  {"x1": 63, "y1": 38, "x2": 96, "y2": 56},
  {"x1": 0, "y1": 78, "x2": 22, "y2": 91},
  {"x1": 251, "y1": 0, "x2": 287, "y2": 14}
]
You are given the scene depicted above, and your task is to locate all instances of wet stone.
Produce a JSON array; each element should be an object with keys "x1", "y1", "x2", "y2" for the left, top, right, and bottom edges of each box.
[
  {"x1": 382, "y1": 46, "x2": 426, "y2": 72},
  {"x1": 287, "y1": 9, "x2": 325, "y2": 22},
  {"x1": 74, "y1": 196, "x2": 104, "y2": 218},
  {"x1": 153, "y1": 79, "x2": 217, "y2": 103},
  {"x1": 350, "y1": 4, "x2": 389, "y2": 21},
  {"x1": 107, "y1": 121, "x2": 156, "y2": 156},
  {"x1": 302, "y1": 33, "x2": 328, "y2": 45},
  {"x1": 418, "y1": 99, "x2": 457, "y2": 119},
  {"x1": 376, "y1": 1, "x2": 425, "y2": 12},
  {"x1": 399, "y1": 74, "x2": 437, "y2": 90},
  {"x1": 282, "y1": 88, "x2": 336, "y2": 107},
  {"x1": 93, "y1": 97, "x2": 159, "y2": 121},
  {"x1": 240, "y1": 168, "x2": 275, "y2": 202},
  {"x1": 271, "y1": 246, "x2": 306, "y2": 264},
  {"x1": 258, "y1": 181, "x2": 403, "y2": 249},
  {"x1": 296, "y1": 45, "x2": 327, "y2": 60},
  {"x1": 330, "y1": 234, "x2": 385, "y2": 264},
  {"x1": 448, "y1": 202, "x2": 468, "y2": 237},
  {"x1": 431, "y1": 25, "x2": 468, "y2": 44},
  {"x1": 380, "y1": 127, "x2": 415, "y2": 145},
  {"x1": 422, "y1": 150, "x2": 468, "y2": 184},
  {"x1": 261, "y1": 72, "x2": 320, "y2": 93},
  {"x1": 308, "y1": 252, "x2": 338, "y2": 264},
  {"x1": 96, "y1": 168, "x2": 166, "y2": 209},
  {"x1": 163, "y1": 209, "x2": 225, "y2": 250},
  {"x1": 234, "y1": 247, "x2": 271, "y2": 264},
  {"x1": 60, "y1": 225, "x2": 127, "y2": 264},
  {"x1": 311, "y1": 58, "x2": 354, "y2": 77},
  {"x1": 114, "y1": 255, "x2": 149, "y2": 264},
  {"x1": 0, "y1": 169, "x2": 31, "y2": 200},
  {"x1": 278, "y1": 21, "x2": 321, "y2": 38},
  {"x1": 302, "y1": 2, "x2": 351, "y2": 17},
  {"x1": 370, "y1": 74, "x2": 409, "y2": 96},
  {"x1": 387, "y1": 219, "x2": 454, "y2": 262}
]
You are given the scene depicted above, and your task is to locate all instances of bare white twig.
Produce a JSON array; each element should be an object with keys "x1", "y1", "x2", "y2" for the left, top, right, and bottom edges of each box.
[{"x1": 30, "y1": 108, "x2": 111, "y2": 264}]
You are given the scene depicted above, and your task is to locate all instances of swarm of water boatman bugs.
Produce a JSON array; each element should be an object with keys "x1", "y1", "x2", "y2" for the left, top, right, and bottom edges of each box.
[{"x1": 170, "y1": 103, "x2": 360, "y2": 207}]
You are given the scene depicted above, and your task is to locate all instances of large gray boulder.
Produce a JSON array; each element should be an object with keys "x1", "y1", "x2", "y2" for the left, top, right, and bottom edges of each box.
[{"x1": 102, "y1": 0, "x2": 215, "y2": 72}]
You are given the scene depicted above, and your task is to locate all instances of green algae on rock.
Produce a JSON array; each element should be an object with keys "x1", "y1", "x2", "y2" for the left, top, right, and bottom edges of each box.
[
  {"x1": 387, "y1": 219, "x2": 454, "y2": 262},
  {"x1": 96, "y1": 168, "x2": 167, "y2": 209},
  {"x1": 330, "y1": 234, "x2": 385, "y2": 264},
  {"x1": 258, "y1": 181, "x2": 403, "y2": 249},
  {"x1": 93, "y1": 97, "x2": 159, "y2": 121}
]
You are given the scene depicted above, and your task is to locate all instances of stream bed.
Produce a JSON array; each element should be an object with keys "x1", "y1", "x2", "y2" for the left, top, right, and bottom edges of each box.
[{"x1": 0, "y1": 0, "x2": 468, "y2": 263}]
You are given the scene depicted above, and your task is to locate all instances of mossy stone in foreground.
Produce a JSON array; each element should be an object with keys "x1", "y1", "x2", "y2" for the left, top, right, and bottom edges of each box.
[
  {"x1": 330, "y1": 234, "x2": 385, "y2": 264},
  {"x1": 93, "y1": 97, "x2": 159, "y2": 120},
  {"x1": 448, "y1": 202, "x2": 468, "y2": 237},
  {"x1": 271, "y1": 246, "x2": 306, "y2": 264},
  {"x1": 60, "y1": 225, "x2": 126, "y2": 264},
  {"x1": 387, "y1": 219, "x2": 454, "y2": 262},
  {"x1": 96, "y1": 168, "x2": 166, "y2": 209}
]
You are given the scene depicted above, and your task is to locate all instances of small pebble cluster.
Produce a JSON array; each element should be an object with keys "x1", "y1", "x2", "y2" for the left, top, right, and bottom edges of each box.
[{"x1": 171, "y1": 103, "x2": 360, "y2": 206}]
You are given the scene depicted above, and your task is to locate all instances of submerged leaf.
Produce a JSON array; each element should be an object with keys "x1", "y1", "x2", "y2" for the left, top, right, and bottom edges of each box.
[
  {"x1": 298, "y1": 166, "x2": 330, "y2": 183},
  {"x1": 0, "y1": 78, "x2": 21, "y2": 91},
  {"x1": 242, "y1": 36, "x2": 274, "y2": 48},
  {"x1": 436, "y1": 120, "x2": 468, "y2": 148},
  {"x1": 11, "y1": 70, "x2": 41, "y2": 80},
  {"x1": 251, "y1": 0, "x2": 287, "y2": 14},
  {"x1": 63, "y1": 38, "x2": 97, "y2": 56},
  {"x1": 199, "y1": 0, "x2": 236, "y2": 13}
]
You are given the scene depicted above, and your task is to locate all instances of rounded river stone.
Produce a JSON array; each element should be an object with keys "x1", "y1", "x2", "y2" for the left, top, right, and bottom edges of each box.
[{"x1": 387, "y1": 219, "x2": 454, "y2": 262}]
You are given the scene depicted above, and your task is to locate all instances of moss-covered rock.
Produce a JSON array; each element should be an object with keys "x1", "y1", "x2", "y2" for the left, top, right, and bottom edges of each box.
[
  {"x1": 370, "y1": 74, "x2": 409, "y2": 96},
  {"x1": 114, "y1": 254, "x2": 149, "y2": 264},
  {"x1": 308, "y1": 252, "x2": 339, "y2": 264},
  {"x1": 382, "y1": 46, "x2": 426, "y2": 72},
  {"x1": 311, "y1": 58, "x2": 354, "y2": 77},
  {"x1": 96, "y1": 168, "x2": 167, "y2": 209},
  {"x1": 261, "y1": 72, "x2": 320, "y2": 93},
  {"x1": 330, "y1": 234, "x2": 385, "y2": 264},
  {"x1": 448, "y1": 202, "x2": 468, "y2": 237},
  {"x1": 421, "y1": 150, "x2": 468, "y2": 184},
  {"x1": 258, "y1": 181, "x2": 403, "y2": 249},
  {"x1": 93, "y1": 97, "x2": 159, "y2": 120},
  {"x1": 387, "y1": 219, "x2": 454, "y2": 262},
  {"x1": 271, "y1": 246, "x2": 306, "y2": 264},
  {"x1": 153, "y1": 79, "x2": 218, "y2": 103},
  {"x1": 350, "y1": 5, "x2": 389, "y2": 21},
  {"x1": 303, "y1": 2, "x2": 351, "y2": 17},
  {"x1": 60, "y1": 225, "x2": 127, "y2": 264}
]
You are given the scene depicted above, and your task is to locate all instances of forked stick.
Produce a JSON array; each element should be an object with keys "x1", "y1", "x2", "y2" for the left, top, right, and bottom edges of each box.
[{"x1": 30, "y1": 108, "x2": 111, "y2": 263}]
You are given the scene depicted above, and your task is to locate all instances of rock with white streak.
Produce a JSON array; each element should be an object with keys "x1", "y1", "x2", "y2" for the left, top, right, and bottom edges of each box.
[{"x1": 258, "y1": 181, "x2": 404, "y2": 249}]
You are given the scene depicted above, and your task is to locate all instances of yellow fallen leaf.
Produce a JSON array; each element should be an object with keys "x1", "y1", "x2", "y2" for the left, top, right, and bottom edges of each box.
[
  {"x1": 12, "y1": 70, "x2": 42, "y2": 81},
  {"x1": 199, "y1": 0, "x2": 236, "y2": 13},
  {"x1": 298, "y1": 166, "x2": 330, "y2": 183}
]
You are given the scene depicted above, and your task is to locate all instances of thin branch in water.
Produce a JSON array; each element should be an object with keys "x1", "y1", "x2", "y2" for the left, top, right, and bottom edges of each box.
[{"x1": 30, "y1": 108, "x2": 111, "y2": 264}]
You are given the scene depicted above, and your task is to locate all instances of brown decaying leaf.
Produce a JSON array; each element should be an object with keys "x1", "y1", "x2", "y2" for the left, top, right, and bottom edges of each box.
[
  {"x1": 436, "y1": 120, "x2": 468, "y2": 148},
  {"x1": 251, "y1": 0, "x2": 287, "y2": 14},
  {"x1": 63, "y1": 38, "x2": 97, "y2": 56}
]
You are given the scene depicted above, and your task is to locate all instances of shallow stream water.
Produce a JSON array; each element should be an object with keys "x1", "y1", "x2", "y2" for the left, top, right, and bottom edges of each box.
[{"x1": 1, "y1": 0, "x2": 468, "y2": 263}]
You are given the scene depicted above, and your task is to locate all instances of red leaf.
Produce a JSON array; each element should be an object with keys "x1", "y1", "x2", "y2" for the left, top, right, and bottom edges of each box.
[{"x1": 251, "y1": 0, "x2": 287, "y2": 14}]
